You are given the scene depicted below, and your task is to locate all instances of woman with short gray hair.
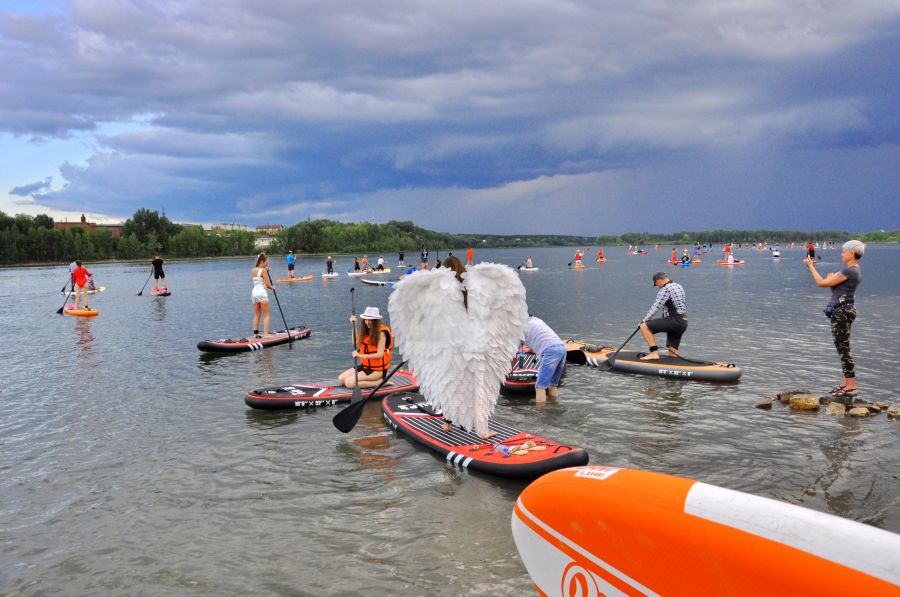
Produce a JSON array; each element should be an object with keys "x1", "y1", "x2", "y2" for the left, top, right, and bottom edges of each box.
[{"x1": 803, "y1": 240, "x2": 864, "y2": 401}]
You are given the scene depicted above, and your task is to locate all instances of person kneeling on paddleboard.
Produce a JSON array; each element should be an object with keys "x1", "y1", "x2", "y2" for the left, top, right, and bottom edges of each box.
[
  {"x1": 523, "y1": 316, "x2": 566, "y2": 404},
  {"x1": 639, "y1": 272, "x2": 687, "y2": 360},
  {"x1": 338, "y1": 307, "x2": 393, "y2": 389}
]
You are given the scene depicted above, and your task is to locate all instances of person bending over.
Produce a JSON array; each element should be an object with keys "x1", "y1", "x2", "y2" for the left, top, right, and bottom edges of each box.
[{"x1": 523, "y1": 316, "x2": 566, "y2": 404}]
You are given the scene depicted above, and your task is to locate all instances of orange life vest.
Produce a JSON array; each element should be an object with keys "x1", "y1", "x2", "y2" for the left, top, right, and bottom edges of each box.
[{"x1": 359, "y1": 324, "x2": 392, "y2": 371}]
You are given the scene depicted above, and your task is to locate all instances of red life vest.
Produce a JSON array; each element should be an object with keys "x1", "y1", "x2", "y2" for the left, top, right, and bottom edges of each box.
[{"x1": 359, "y1": 324, "x2": 392, "y2": 371}]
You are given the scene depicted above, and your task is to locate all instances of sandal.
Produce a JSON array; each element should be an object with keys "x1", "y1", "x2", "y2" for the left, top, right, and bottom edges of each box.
[
  {"x1": 829, "y1": 385, "x2": 847, "y2": 395},
  {"x1": 832, "y1": 387, "x2": 858, "y2": 398}
]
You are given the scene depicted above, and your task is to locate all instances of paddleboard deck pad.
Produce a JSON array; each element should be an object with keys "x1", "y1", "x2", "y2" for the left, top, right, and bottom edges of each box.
[
  {"x1": 382, "y1": 393, "x2": 589, "y2": 479},
  {"x1": 513, "y1": 466, "x2": 900, "y2": 596},
  {"x1": 197, "y1": 326, "x2": 311, "y2": 352},
  {"x1": 151, "y1": 287, "x2": 171, "y2": 296},
  {"x1": 502, "y1": 351, "x2": 538, "y2": 394},
  {"x1": 565, "y1": 340, "x2": 741, "y2": 382},
  {"x1": 245, "y1": 371, "x2": 418, "y2": 409}
]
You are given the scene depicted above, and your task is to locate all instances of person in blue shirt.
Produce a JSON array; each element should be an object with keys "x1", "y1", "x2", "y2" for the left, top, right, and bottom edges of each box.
[{"x1": 286, "y1": 250, "x2": 296, "y2": 279}]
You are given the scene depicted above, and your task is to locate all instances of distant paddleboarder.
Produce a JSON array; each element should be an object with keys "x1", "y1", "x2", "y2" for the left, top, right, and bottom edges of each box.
[
  {"x1": 286, "y1": 250, "x2": 296, "y2": 279},
  {"x1": 150, "y1": 254, "x2": 167, "y2": 291}
]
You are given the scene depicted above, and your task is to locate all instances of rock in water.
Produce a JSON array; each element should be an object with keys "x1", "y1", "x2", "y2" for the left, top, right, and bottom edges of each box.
[
  {"x1": 887, "y1": 404, "x2": 900, "y2": 419},
  {"x1": 848, "y1": 407, "x2": 871, "y2": 417},
  {"x1": 755, "y1": 398, "x2": 773, "y2": 410},
  {"x1": 789, "y1": 394, "x2": 820, "y2": 410},
  {"x1": 825, "y1": 402, "x2": 846, "y2": 416}
]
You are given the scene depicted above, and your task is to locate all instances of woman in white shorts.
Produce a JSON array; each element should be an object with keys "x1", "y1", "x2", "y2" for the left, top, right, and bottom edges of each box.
[{"x1": 252, "y1": 253, "x2": 276, "y2": 338}]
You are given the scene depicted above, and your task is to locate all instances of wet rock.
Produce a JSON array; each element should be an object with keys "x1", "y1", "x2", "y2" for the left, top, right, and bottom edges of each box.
[
  {"x1": 789, "y1": 394, "x2": 820, "y2": 411},
  {"x1": 755, "y1": 398, "x2": 773, "y2": 410},
  {"x1": 777, "y1": 391, "x2": 809, "y2": 404},
  {"x1": 825, "y1": 402, "x2": 846, "y2": 416},
  {"x1": 874, "y1": 402, "x2": 888, "y2": 410},
  {"x1": 848, "y1": 407, "x2": 871, "y2": 417},
  {"x1": 887, "y1": 404, "x2": 900, "y2": 419}
]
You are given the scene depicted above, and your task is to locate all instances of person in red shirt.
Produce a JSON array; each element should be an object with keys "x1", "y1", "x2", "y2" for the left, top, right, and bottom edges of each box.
[
  {"x1": 71, "y1": 259, "x2": 93, "y2": 310},
  {"x1": 466, "y1": 247, "x2": 474, "y2": 266}
]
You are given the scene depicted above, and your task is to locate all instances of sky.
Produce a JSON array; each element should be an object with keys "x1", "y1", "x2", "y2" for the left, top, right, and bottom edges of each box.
[{"x1": 1, "y1": 0, "x2": 898, "y2": 234}]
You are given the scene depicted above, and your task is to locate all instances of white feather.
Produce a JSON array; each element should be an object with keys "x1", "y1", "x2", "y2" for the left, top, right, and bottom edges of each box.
[{"x1": 388, "y1": 263, "x2": 528, "y2": 436}]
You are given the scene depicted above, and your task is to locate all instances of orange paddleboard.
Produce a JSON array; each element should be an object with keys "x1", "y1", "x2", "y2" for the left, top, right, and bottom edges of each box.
[
  {"x1": 64, "y1": 305, "x2": 99, "y2": 317},
  {"x1": 513, "y1": 466, "x2": 900, "y2": 595}
]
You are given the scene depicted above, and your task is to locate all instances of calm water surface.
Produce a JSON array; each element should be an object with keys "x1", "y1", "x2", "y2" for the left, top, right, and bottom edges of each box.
[{"x1": 2, "y1": 245, "x2": 899, "y2": 595}]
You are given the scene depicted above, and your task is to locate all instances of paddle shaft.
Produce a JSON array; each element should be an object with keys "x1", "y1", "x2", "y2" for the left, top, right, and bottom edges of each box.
[
  {"x1": 267, "y1": 268, "x2": 292, "y2": 342},
  {"x1": 350, "y1": 288, "x2": 361, "y2": 402},
  {"x1": 137, "y1": 271, "x2": 152, "y2": 296},
  {"x1": 56, "y1": 272, "x2": 74, "y2": 314},
  {"x1": 609, "y1": 326, "x2": 641, "y2": 360},
  {"x1": 332, "y1": 360, "x2": 408, "y2": 433}
]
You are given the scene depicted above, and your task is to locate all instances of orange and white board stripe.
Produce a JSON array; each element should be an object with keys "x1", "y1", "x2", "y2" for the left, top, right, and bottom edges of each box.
[{"x1": 512, "y1": 466, "x2": 900, "y2": 596}]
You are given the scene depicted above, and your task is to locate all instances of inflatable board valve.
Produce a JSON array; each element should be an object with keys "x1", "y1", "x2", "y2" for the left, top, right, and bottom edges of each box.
[{"x1": 512, "y1": 466, "x2": 900, "y2": 596}]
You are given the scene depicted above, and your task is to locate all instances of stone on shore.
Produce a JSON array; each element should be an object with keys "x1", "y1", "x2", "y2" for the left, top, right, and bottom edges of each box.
[
  {"x1": 789, "y1": 394, "x2": 820, "y2": 410},
  {"x1": 825, "y1": 402, "x2": 846, "y2": 416}
]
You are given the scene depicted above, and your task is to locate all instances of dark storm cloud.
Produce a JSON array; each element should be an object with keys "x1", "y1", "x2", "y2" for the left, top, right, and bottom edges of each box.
[{"x1": 1, "y1": 0, "x2": 898, "y2": 231}]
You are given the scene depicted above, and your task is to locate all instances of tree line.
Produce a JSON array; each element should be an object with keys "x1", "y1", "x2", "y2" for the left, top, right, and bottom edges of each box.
[{"x1": 0, "y1": 208, "x2": 257, "y2": 265}]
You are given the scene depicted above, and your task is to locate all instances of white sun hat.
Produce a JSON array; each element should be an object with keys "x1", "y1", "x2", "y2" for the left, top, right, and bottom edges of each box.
[{"x1": 360, "y1": 306, "x2": 382, "y2": 320}]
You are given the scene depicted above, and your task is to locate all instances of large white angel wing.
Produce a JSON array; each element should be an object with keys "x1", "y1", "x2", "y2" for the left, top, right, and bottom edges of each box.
[
  {"x1": 388, "y1": 263, "x2": 528, "y2": 438},
  {"x1": 388, "y1": 268, "x2": 473, "y2": 428},
  {"x1": 457, "y1": 263, "x2": 529, "y2": 435}
]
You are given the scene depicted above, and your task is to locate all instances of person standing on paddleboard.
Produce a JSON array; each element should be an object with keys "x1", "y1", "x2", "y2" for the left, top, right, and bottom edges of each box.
[
  {"x1": 398, "y1": 250, "x2": 404, "y2": 267},
  {"x1": 251, "y1": 253, "x2": 277, "y2": 338},
  {"x1": 326, "y1": 256, "x2": 334, "y2": 275},
  {"x1": 150, "y1": 254, "x2": 167, "y2": 291},
  {"x1": 68, "y1": 259, "x2": 78, "y2": 292},
  {"x1": 467, "y1": 247, "x2": 474, "y2": 266},
  {"x1": 639, "y1": 272, "x2": 687, "y2": 360},
  {"x1": 71, "y1": 260, "x2": 93, "y2": 310},
  {"x1": 353, "y1": 256, "x2": 361, "y2": 271},
  {"x1": 523, "y1": 316, "x2": 566, "y2": 404},
  {"x1": 420, "y1": 245, "x2": 429, "y2": 270},
  {"x1": 804, "y1": 240, "x2": 864, "y2": 402},
  {"x1": 286, "y1": 250, "x2": 296, "y2": 279},
  {"x1": 337, "y1": 307, "x2": 393, "y2": 389}
]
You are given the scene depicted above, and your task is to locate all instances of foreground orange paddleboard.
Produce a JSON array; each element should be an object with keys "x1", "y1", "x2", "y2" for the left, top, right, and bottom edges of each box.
[
  {"x1": 512, "y1": 466, "x2": 900, "y2": 596},
  {"x1": 64, "y1": 305, "x2": 99, "y2": 317}
]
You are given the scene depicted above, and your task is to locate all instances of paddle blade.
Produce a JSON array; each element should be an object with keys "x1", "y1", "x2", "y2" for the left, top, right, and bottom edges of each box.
[
  {"x1": 333, "y1": 397, "x2": 368, "y2": 433},
  {"x1": 56, "y1": 306, "x2": 65, "y2": 315}
]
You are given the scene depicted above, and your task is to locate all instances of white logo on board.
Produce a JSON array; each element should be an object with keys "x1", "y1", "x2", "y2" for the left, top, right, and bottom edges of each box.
[{"x1": 574, "y1": 466, "x2": 621, "y2": 481}]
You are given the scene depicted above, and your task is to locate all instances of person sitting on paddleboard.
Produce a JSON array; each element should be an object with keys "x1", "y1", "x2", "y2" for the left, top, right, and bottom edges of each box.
[
  {"x1": 376, "y1": 256, "x2": 385, "y2": 271},
  {"x1": 804, "y1": 240, "x2": 864, "y2": 401},
  {"x1": 251, "y1": 253, "x2": 277, "y2": 338},
  {"x1": 361, "y1": 255, "x2": 369, "y2": 271},
  {"x1": 151, "y1": 254, "x2": 167, "y2": 291},
  {"x1": 71, "y1": 260, "x2": 93, "y2": 310},
  {"x1": 353, "y1": 256, "x2": 361, "y2": 271},
  {"x1": 681, "y1": 248, "x2": 690, "y2": 264},
  {"x1": 338, "y1": 306, "x2": 393, "y2": 389},
  {"x1": 326, "y1": 256, "x2": 334, "y2": 274},
  {"x1": 639, "y1": 272, "x2": 687, "y2": 361},
  {"x1": 286, "y1": 250, "x2": 296, "y2": 279},
  {"x1": 523, "y1": 316, "x2": 566, "y2": 404}
]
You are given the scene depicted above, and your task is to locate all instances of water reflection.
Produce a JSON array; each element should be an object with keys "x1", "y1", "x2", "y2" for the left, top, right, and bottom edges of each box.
[
  {"x1": 151, "y1": 295, "x2": 168, "y2": 323},
  {"x1": 74, "y1": 318, "x2": 97, "y2": 366},
  {"x1": 252, "y1": 349, "x2": 276, "y2": 387}
]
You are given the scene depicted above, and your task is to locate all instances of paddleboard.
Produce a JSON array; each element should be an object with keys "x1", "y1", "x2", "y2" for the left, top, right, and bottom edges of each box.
[
  {"x1": 381, "y1": 393, "x2": 589, "y2": 479},
  {"x1": 717, "y1": 259, "x2": 745, "y2": 266},
  {"x1": 596, "y1": 258, "x2": 606, "y2": 263},
  {"x1": 151, "y1": 287, "x2": 171, "y2": 296},
  {"x1": 564, "y1": 340, "x2": 741, "y2": 382},
  {"x1": 246, "y1": 371, "x2": 418, "y2": 409},
  {"x1": 361, "y1": 278, "x2": 396, "y2": 287},
  {"x1": 772, "y1": 251, "x2": 781, "y2": 258},
  {"x1": 679, "y1": 261, "x2": 691, "y2": 267},
  {"x1": 63, "y1": 305, "x2": 99, "y2": 317},
  {"x1": 60, "y1": 286, "x2": 105, "y2": 295},
  {"x1": 572, "y1": 264, "x2": 586, "y2": 270},
  {"x1": 502, "y1": 350, "x2": 538, "y2": 394},
  {"x1": 347, "y1": 270, "x2": 367, "y2": 277},
  {"x1": 519, "y1": 267, "x2": 540, "y2": 272},
  {"x1": 322, "y1": 272, "x2": 340, "y2": 278},
  {"x1": 512, "y1": 466, "x2": 900, "y2": 596},
  {"x1": 197, "y1": 326, "x2": 311, "y2": 352},
  {"x1": 370, "y1": 268, "x2": 391, "y2": 274},
  {"x1": 277, "y1": 275, "x2": 314, "y2": 282}
]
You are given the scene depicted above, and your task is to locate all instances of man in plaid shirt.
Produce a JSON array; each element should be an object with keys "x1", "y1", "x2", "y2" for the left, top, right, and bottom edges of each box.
[{"x1": 639, "y1": 272, "x2": 687, "y2": 360}]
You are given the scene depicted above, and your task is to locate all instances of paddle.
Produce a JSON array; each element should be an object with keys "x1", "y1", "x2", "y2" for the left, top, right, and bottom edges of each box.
[
  {"x1": 350, "y1": 288, "x2": 362, "y2": 404},
  {"x1": 603, "y1": 325, "x2": 642, "y2": 369},
  {"x1": 267, "y1": 268, "x2": 292, "y2": 343},
  {"x1": 332, "y1": 360, "x2": 408, "y2": 433},
  {"x1": 56, "y1": 273, "x2": 74, "y2": 315},
  {"x1": 137, "y1": 271, "x2": 153, "y2": 296}
]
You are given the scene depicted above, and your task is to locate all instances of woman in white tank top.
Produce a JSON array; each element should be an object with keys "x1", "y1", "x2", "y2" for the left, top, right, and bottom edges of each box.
[{"x1": 251, "y1": 253, "x2": 276, "y2": 338}]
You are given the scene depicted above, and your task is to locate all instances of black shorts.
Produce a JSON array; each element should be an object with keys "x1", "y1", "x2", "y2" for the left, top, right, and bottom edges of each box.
[
  {"x1": 646, "y1": 316, "x2": 688, "y2": 349},
  {"x1": 154, "y1": 270, "x2": 165, "y2": 279},
  {"x1": 355, "y1": 364, "x2": 386, "y2": 376},
  {"x1": 288, "y1": 263, "x2": 295, "y2": 271}
]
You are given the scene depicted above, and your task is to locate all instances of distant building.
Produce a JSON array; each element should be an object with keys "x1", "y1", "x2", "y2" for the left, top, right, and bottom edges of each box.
[
  {"x1": 206, "y1": 222, "x2": 249, "y2": 235},
  {"x1": 255, "y1": 235, "x2": 274, "y2": 249},
  {"x1": 54, "y1": 213, "x2": 122, "y2": 237},
  {"x1": 256, "y1": 224, "x2": 284, "y2": 235}
]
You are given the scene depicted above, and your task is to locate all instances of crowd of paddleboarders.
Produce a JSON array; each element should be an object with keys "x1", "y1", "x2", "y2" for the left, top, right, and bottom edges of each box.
[{"x1": 62, "y1": 237, "x2": 867, "y2": 433}]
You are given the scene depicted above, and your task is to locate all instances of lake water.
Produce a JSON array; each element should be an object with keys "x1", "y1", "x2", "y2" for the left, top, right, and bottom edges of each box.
[{"x1": 2, "y1": 245, "x2": 899, "y2": 595}]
